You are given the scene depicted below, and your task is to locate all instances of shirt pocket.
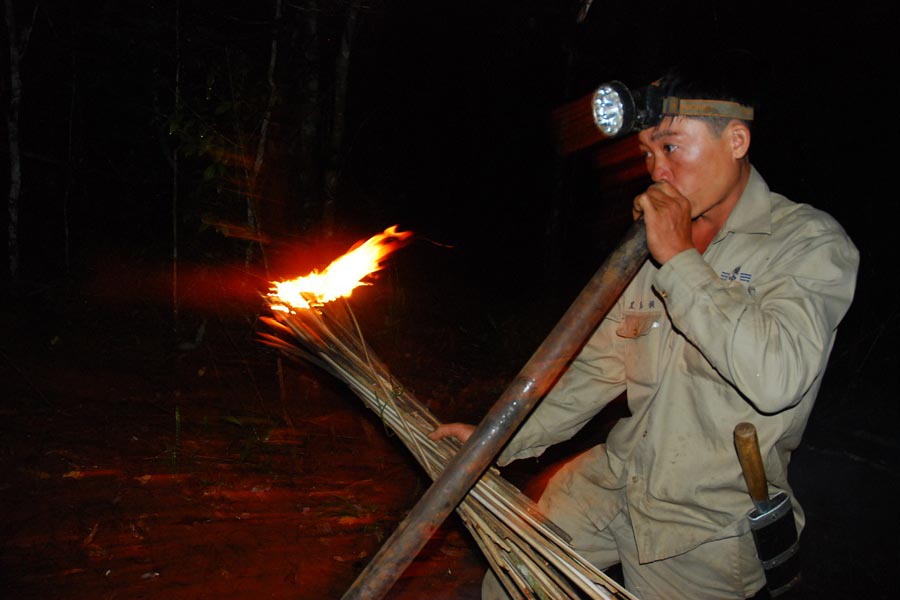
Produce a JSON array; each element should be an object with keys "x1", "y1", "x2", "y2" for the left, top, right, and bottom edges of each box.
[
  {"x1": 616, "y1": 311, "x2": 662, "y2": 339},
  {"x1": 616, "y1": 311, "x2": 663, "y2": 388}
]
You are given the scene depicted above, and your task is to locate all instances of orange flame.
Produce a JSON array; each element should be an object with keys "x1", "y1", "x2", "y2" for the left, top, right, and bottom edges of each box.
[{"x1": 268, "y1": 226, "x2": 413, "y2": 311}]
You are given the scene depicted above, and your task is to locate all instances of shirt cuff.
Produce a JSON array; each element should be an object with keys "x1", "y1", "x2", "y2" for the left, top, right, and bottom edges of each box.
[
  {"x1": 652, "y1": 249, "x2": 717, "y2": 317},
  {"x1": 497, "y1": 445, "x2": 545, "y2": 467}
]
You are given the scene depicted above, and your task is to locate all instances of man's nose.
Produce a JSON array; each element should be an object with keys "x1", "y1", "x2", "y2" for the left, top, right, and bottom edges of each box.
[{"x1": 650, "y1": 158, "x2": 672, "y2": 183}]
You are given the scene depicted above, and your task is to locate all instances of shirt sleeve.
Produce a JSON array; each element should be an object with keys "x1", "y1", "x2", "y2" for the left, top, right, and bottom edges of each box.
[
  {"x1": 497, "y1": 300, "x2": 629, "y2": 466},
  {"x1": 653, "y1": 224, "x2": 859, "y2": 414}
]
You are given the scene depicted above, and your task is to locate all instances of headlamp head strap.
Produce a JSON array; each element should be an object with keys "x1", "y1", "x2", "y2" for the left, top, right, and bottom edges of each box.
[{"x1": 661, "y1": 97, "x2": 754, "y2": 121}]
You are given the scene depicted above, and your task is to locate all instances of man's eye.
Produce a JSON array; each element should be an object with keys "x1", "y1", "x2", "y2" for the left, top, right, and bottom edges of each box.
[{"x1": 663, "y1": 144, "x2": 677, "y2": 153}]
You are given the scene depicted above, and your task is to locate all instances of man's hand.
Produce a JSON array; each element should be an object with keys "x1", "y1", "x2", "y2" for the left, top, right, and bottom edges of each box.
[
  {"x1": 428, "y1": 423, "x2": 475, "y2": 444},
  {"x1": 632, "y1": 181, "x2": 694, "y2": 264}
]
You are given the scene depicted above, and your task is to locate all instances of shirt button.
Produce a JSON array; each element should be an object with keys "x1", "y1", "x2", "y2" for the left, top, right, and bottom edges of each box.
[
  {"x1": 631, "y1": 476, "x2": 638, "y2": 483},
  {"x1": 660, "y1": 290, "x2": 668, "y2": 298},
  {"x1": 642, "y1": 430, "x2": 647, "y2": 438}
]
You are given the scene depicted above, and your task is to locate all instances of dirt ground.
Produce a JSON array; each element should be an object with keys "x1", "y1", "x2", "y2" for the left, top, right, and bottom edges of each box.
[
  {"x1": 1, "y1": 267, "x2": 898, "y2": 599},
  {"x1": 0, "y1": 282, "x2": 492, "y2": 599}
]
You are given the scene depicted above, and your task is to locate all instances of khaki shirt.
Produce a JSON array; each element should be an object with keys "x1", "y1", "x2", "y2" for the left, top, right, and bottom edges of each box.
[{"x1": 499, "y1": 167, "x2": 859, "y2": 563}]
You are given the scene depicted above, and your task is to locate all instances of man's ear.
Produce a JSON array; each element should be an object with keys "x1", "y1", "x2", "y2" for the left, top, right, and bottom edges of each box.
[{"x1": 729, "y1": 121, "x2": 751, "y2": 160}]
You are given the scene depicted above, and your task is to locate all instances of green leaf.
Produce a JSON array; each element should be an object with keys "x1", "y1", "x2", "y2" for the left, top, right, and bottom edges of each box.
[{"x1": 222, "y1": 415, "x2": 244, "y2": 427}]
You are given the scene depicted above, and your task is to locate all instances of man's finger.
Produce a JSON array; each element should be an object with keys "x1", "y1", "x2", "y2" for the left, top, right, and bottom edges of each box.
[{"x1": 428, "y1": 423, "x2": 475, "y2": 444}]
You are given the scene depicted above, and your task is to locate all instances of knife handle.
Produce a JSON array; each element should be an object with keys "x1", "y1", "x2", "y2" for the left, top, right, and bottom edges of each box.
[{"x1": 734, "y1": 422, "x2": 769, "y2": 504}]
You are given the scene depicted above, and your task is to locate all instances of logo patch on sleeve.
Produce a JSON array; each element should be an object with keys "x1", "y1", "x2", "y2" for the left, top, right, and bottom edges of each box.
[{"x1": 720, "y1": 266, "x2": 752, "y2": 283}]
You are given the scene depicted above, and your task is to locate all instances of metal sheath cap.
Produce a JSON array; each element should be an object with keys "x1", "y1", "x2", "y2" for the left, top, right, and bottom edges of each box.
[{"x1": 748, "y1": 491, "x2": 792, "y2": 529}]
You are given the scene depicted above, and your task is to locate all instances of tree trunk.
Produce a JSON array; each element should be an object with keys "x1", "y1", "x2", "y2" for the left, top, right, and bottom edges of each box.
[
  {"x1": 172, "y1": 0, "x2": 181, "y2": 333},
  {"x1": 252, "y1": 0, "x2": 281, "y2": 186},
  {"x1": 297, "y1": 0, "x2": 320, "y2": 231},
  {"x1": 246, "y1": 0, "x2": 282, "y2": 272},
  {"x1": 4, "y1": 0, "x2": 24, "y2": 283},
  {"x1": 322, "y1": 3, "x2": 358, "y2": 237},
  {"x1": 542, "y1": 25, "x2": 578, "y2": 285},
  {"x1": 62, "y1": 47, "x2": 76, "y2": 275}
]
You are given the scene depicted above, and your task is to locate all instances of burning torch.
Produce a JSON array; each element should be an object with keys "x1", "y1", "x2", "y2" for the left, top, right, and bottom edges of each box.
[{"x1": 264, "y1": 226, "x2": 638, "y2": 600}]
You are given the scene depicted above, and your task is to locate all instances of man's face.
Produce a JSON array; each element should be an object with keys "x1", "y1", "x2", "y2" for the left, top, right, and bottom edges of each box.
[{"x1": 637, "y1": 117, "x2": 747, "y2": 221}]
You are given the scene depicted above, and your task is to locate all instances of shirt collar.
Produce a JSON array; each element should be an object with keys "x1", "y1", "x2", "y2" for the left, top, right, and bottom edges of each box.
[{"x1": 714, "y1": 165, "x2": 772, "y2": 242}]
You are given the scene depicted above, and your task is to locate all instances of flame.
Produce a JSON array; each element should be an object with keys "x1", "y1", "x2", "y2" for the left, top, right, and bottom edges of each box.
[{"x1": 268, "y1": 225, "x2": 413, "y2": 311}]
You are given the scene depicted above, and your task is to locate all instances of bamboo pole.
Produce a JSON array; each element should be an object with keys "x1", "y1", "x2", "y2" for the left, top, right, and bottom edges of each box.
[
  {"x1": 342, "y1": 219, "x2": 648, "y2": 600},
  {"x1": 263, "y1": 286, "x2": 638, "y2": 599}
]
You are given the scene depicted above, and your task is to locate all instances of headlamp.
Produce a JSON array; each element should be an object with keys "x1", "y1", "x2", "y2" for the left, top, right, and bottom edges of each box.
[
  {"x1": 591, "y1": 81, "x2": 754, "y2": 138},
  {"x1": 591, "y1": 82, "x2": 635, "y2": 138}
]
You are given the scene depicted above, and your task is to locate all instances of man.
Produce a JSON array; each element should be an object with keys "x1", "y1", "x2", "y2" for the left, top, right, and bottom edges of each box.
[{"x1": 431, "y1": 60, "x2": 859, "y2": 599}]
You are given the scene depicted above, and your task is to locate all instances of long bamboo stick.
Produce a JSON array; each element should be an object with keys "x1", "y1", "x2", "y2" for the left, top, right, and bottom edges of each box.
[
  {"x1": 264, "y1": 297, "x2": 637, "y2": 599},
  {"x1": 341, "y1": 220, "x2": 648, "y2": 600}
]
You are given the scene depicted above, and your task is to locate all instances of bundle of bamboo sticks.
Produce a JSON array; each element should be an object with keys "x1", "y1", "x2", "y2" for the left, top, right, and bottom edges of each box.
[{"x1": 260, "y1": 298, "x2": 636, "y2": 600}]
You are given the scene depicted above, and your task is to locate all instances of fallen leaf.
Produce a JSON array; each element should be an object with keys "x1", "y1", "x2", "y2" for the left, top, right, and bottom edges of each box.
[{"x1": 83, "y1": 523, "x2": 99, "y2": 546}]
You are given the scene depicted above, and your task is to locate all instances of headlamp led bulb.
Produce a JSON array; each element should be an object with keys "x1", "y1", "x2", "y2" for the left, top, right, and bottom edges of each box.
[{"x1": 591, "y1": 82, "x2": 633, "y2": 137}]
